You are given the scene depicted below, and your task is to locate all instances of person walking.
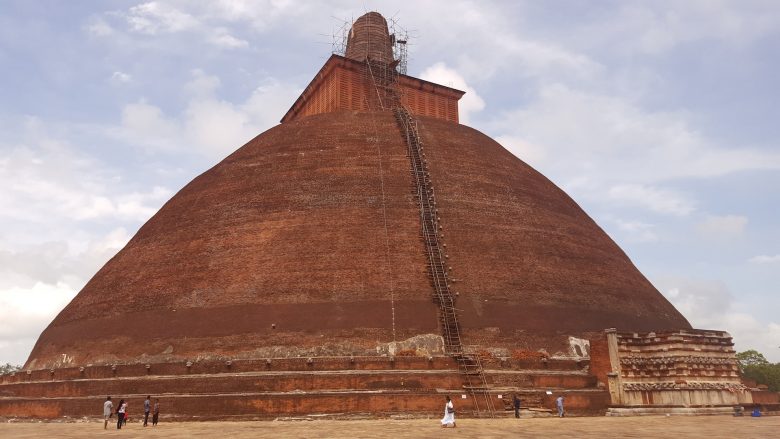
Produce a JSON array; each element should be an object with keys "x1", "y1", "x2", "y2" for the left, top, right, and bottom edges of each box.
[
  {"x1": 556, "y1": 395, "x2": 565, "y2": 418},
  {"x1": 103, "y1": 396, "x2": 113, "y2": 429},
  {"x1": 441, "y1": 395, "x2": 456, "y2": 428},
  {"x1": 152, "y1": 398, "x2": 160, "y2": 426},
  {"x1": 116, "y1": 399, "x2": 127, "y2": 429},
  {"x1": 513, "y1": 394, "x2": 521, "y2": 419},
  {"x1": 143, "y1": 395, "x2": 151, "y2": 427}
]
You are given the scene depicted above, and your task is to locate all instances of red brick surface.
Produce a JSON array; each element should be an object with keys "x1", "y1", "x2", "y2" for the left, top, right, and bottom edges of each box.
[
  {"x1": 344, "y1": 12, "x2": 395, "y2": 65},
  {"x1": 588, "y1": 333, "x2": 612, "y2": 387},
  {"x1": 415, "y1": 116, "x2": 689, "y2": 343},
  {"x1": 281, "y1": 56, "x2": 463, "y2": 124},
  {"x1": 26, "y1": 111, "x2": 688, "y2": 370}
]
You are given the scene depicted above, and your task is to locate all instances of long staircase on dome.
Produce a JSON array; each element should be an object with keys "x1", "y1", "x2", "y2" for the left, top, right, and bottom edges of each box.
[
  {"x1": 394, "y1": 106, "x2": 495, "y2": 418},
  {"x1": 356, "y1": 14, "x2": 495, "y2": 417}
]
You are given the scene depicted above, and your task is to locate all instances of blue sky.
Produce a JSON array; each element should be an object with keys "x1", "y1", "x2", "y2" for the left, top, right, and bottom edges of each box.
[{"x1": 1, "y1": 0, "x2": 778, "y2": 365}]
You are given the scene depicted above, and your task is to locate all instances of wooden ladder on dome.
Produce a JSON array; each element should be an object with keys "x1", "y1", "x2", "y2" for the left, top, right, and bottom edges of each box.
[
  {"x1": 365, "y1": 58, "x2": 400, "y2": 110},
  {"x1": 392, "y1": 107, "x2": 494, "y2": 418},
  {"x1": 365, "y1": 58, "x2": 495, "y2": 417}
]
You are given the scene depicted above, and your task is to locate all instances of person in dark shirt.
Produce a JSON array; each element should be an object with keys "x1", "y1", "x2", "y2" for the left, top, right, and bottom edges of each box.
[
  {"x1": 143, "y1": 395, "x2": 151, "y2": 426},
  {"x1": 513, "y1": 394, "x2": 521, "y2": 418},
  {"x1": 152, "y1": 399, "x2": 160, "y2": 426}
]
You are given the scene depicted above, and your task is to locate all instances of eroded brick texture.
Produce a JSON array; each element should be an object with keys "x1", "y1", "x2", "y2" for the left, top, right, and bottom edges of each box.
[{"x1": 26, "y1": 112, "x2": 688, "y2": 371}]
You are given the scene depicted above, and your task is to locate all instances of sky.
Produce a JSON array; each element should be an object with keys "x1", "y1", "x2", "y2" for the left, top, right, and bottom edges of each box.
[{"x1": 1, "y1": 0, "x2": 779, "y2": 365}]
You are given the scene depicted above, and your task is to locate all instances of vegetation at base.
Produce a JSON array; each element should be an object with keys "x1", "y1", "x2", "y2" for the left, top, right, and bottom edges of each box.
[
  {"x1": 736, "y1": 350, "x2": 780, "y2": 392},
  {"x1": 0, "y1": 363, "x2": 22, "y2": 375}
]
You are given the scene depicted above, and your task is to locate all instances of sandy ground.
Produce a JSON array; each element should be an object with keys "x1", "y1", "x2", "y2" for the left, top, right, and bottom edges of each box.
[{"x1": 1, "y1": 416, "x2": 777, "y2": 438}]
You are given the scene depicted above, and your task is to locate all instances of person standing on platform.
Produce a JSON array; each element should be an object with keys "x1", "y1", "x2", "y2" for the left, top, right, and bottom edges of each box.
[
  {"x1": 152, "y1": 398, "x2": 160, "y2": 426},
  {"x1": 143, "y1": 396, "x2": 151, "y2": 426},
  {"x1": 441, "y1": 395, "x2": 456, "y2": 428},
  {"x1": 556, "y1": 395, "x2": 565, "y2": 417},
  {"x1": 513, "y1": 394, "x2": 521, "y2": 418},
  {"x1": 103, "y1": 396, "x2": 113, "y2": 429},
  {"x1": 116, "y1": 399, "x2": 126, "y2": 429}
]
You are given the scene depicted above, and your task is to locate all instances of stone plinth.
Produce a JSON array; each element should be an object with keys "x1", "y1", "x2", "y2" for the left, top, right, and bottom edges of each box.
[
  {"x1": 0, "y1": 355, "x2": 608, "y2": 419},
  {"x1": 599, "y1": 329, "x2": 753, "y2": 409}
]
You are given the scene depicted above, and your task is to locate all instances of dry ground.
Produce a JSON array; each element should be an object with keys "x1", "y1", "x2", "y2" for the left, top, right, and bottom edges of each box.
[{"x1": 1, "y1": 416, "x2": 778, "y2": 438}]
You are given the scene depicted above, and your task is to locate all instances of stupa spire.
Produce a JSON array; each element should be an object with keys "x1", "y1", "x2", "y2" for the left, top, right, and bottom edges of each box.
[{"x1": 345, "y1": 12, "x2": 394, "y2": 64}]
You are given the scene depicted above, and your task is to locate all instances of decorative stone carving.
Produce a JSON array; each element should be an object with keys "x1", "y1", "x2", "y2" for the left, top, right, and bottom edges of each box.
[
  {"x1": 623, "y1": 381, "x2": 747, "y2": 392},
  {"x1": 620, "y1": 356, "x2": 737, "y2": 366}
]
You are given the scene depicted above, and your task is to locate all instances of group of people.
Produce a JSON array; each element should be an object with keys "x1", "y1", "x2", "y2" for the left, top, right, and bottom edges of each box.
[
  {"x1": 103, "y1": 395, "x2": 160, "y2": 429},
  {"x1": 440, "y1": 393, "x2": 565, "y2": 427}
]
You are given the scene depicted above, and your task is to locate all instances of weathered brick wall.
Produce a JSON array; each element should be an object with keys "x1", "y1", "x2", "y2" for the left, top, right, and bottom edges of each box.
[
  {"x1": 1, "y1": 355, "x2": 610, "y2": 419},
  {"x1": 587, "y1": 333, "x2": 612, "y2": 388},
  {"x1": 28, "y1": 111, "x2": 691, "y2": 370},
  {"x1": 281, "y1": 56, "x2": 463, "y2": 124},
  {"x1": 399, "y1": 79, "x2": 459, "y2": 123}
]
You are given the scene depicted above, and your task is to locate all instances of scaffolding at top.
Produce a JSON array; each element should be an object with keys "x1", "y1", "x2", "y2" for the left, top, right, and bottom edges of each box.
[{"x1": 330, "y1": 14, "x2": 410, "y2": 75}]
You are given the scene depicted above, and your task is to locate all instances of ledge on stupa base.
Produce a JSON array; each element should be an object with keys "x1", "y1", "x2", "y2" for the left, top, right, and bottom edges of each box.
[
  {"x1": 605, "y1": 406, "x2": 737, "y2": 416},
  {"x1": 0, "y1": 390, "x2": 611, "y2": 421},
  {"x1": 0, "y1": 353, "x2": 610, "y2": 420}
]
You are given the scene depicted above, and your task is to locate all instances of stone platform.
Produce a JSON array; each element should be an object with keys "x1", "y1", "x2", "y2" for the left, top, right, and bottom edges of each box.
[{"x1": 0, "y1": 355, "x2": 608, "y2": 420}]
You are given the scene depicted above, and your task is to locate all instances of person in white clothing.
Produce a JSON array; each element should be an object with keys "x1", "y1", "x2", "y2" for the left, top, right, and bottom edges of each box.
[
  {"x1": 117, "y1": 399, "x2": 127, "y2": 429},
  {"x1": 102, "y1": 396, "x2": 113, "y2": 430},
  {"x1": 441, "y1": 395, "x2": 456, "y2": 428}
]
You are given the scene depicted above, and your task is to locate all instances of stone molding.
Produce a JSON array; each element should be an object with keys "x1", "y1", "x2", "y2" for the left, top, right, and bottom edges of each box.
[
  {"x1": 620, "y1": 355, "x2": 737, "y2": 367},
  {"x1": 623, "y1": 381, "x2": 747, "y2": 392}
]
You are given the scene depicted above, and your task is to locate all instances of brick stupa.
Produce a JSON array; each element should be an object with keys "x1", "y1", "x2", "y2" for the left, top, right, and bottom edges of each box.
[
  {"x1": 2, "y1": 12, "x2": 759, "y2": 420},
  {"x1": 27, "y1": 11, "x2": 688, "y2": 370}
]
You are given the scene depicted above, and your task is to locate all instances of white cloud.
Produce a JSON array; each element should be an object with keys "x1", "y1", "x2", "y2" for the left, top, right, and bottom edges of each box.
[
  {"x1": 0, "y1": 227, "x2": 131, "y2": 364},
  {"x1": 111, "y1": 2, "x2": 258, "y2": 49},
  {"x1": 0, "y1": 282, "x2": 77, "y2": 339},
  {"x1": 202, "y1": 0, "x2": 310, "y2": 31},
  {"x1": 183, "y1": 77, "x2": 301, "y2": 157},
  {"x1": 184, "y1": 99, "x2": 252, "y2": 154},
  {"x1": 393, "y1": 1, "x2": 602, "y2": 83},
  {"x1": 608, "y1": 184, "x2": 695, "y2": 216},
  {"x1": 125, "y1": 1, "x2": 198, "y2": 35},
  {"x1": 116, "y1": 71, "x2": 300, "y2": 160},
  {"x1": 487, "y1": 83, "x2": 780, "y2": 225},
  {"x1": 0, "y1": 229, "x2": 130, "y2": 288},
  {"x1": 748, "y1": 254, "x2": 780, "y2": 264},
  {"x1": 120, "y1": 101, "x2": 181, "y2": 152},
  {"x1": 696, "y1": 214, "x2": 748, "y2": 239},
  {"x1": 612, "y1": 2, "x2": 780, "y2": 54},
  {"x1": 69, "y1": 187, "x2": 172, "y2": 221},
  {"x1": 209, "y1": 27, "x2": 249, "y2": 49},
  {"x1": 493, "y1": 84, "x2": 780, "y2": 185},
  {"x1": 110, "y1": 71, "x2": 132, "y2": 84},
  {"x1": 0, "y1": 125, "x2": 172, "y2": 225},
  {"x1": 85, "y1": 18, "x2": 114, "y2": 37},
  {"x1": 612, "y1": 218, "x2": 658, "y2": 243},
  {"x1": 183, "y1": 69, "x2": 222, "y2": 98},
  {"x1": 419, "y1": 62, "x2": 484, "y2": 125},
  {"x1": 494, "y1": 135, "x2": 546, "y2": 166},
  {"x1": 500, "y1": 38, "x2": 603, "y2": 79}
]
